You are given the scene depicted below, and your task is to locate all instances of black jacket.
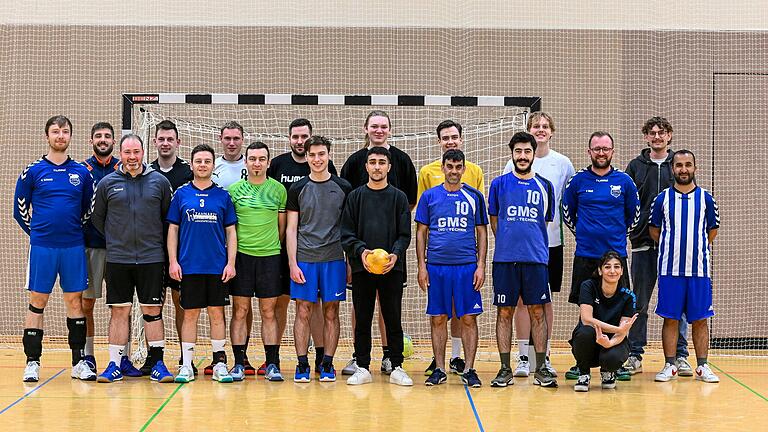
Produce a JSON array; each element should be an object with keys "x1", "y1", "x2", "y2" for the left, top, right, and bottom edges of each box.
[{"x1": 625, "y1": 148, "x2": 673, "y2": 249}]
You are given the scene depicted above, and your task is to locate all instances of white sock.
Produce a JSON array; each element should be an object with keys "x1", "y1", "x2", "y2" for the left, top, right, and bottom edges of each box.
[
  {"x1": 148, "y1": 340, "x2": 165, "y2": 348},
  {"x1": 108, "y1": 344, "x2": 124, "y2": 365},
  {"x1": 85, "y1": 337, "x2": 94, "y2": 356},
  {"x1": 181, "y1": 342, "x2": 195, "y2": 368},
  {"x1": 211, "y1": 339, "x2": 226, "y2": 354},
  {"x1": 451, "y1": 337, "x2": 462, "y2": 359},
  {"x1": 518, "y1": 339, "x2": 529, "y2": 358}
]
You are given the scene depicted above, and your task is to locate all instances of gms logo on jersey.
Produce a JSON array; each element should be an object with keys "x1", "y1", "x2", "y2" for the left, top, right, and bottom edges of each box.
[
  {"x1": 610, "y1": 185, "x2": 622, "y2": 198},
  {"x1": 185, "y1": 208, "x2": 218, "y2": 223},
  {"x1": 69, "y1": 173, "x2": 81, "y2": 186}
]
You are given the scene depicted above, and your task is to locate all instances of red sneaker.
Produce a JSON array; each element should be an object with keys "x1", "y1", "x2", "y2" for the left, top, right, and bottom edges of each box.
[
  {"x1": 244, "y1": 358, "x2": 258, "y2": 376},
  {"x1": 203, "y1": 361, "x2": 215, "y2": 376}
]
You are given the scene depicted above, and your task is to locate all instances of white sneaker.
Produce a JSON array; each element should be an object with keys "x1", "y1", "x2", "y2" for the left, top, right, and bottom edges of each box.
[
  {"x1": 676, "y1": 357, "x2": 694, "y2": 377},
  {"x1": 24, "y1": 361, "x2": 40, "y2": 382},
  {"x1": 342, "y1": 358, "x2": 358, "y2": 375},
  {"x1": 175, "y1": 365, "x2": 195, "y2": 383},
  {"x1": 514, "y1": 356, "x2": 530, "y2": 377},
  {"x1": 71, "y1": 359, "x2": 97, "y2": 381},
  {"x1": 695, "y1": 364, "x2": 720, "y2": 383},
  {"x1": 346, "y1": 367, "x2": 373, "y2": 385},
  {"x1": 389, "y1": 366, "x2": 414, "y2": 386},
  {"x1": 212, "y1": 362, "x2": 234, "y2": 383},
  {"x1": 655, "y1": 362, "x2": 678, "y2": 382}
]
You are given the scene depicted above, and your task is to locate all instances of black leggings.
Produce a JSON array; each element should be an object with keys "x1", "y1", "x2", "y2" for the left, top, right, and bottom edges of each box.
[
  {"x1": 352, "y1": 270, "x2": 404, "y2": 370},
  {"x1": 570, "y1": 325, "x2": 630, "y2": 373}
]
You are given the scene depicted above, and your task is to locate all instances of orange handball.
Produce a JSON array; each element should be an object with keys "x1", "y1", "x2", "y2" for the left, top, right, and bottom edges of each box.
[{"x1": 365, "y1": 248, "x2": 390, "y2": 275}]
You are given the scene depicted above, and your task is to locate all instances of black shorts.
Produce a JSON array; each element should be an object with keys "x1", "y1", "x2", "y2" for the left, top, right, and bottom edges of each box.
[
  {"x1": 548, "y1": 245, "x2": 564, "y2": 293},
  {"x1": 230, "y1": 252, "x2": 284, "y2": 298},
  {"x1": 105, "y1": 262, "x2": 165, "y2": 306},
  {"x1": 569, "y1": 255, "x2": 630, "y2": 304},
  {"x1": 279, "y1": 249, "x2": 291, "y2": 294},
  {"x1": 180, "y1": 274, "x2": 230, "y2": 309}
]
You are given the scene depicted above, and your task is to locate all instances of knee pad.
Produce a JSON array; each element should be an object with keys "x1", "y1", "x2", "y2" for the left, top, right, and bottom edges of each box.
[
  {"x1": 28, "y1": 304, "x2": 44, "y2": 314},
  {"x1": 143, "y1": 313, "x2": 162, "y2": 323}
]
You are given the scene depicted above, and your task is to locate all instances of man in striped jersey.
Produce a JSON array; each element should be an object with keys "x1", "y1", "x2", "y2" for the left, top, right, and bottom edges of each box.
[{"x1": 649, "y1": 149, "x2": 720, "y2": 383}]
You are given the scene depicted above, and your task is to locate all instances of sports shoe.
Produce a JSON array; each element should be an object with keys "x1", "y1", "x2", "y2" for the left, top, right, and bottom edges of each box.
[
  {"x1": 177, "y1": 359, "x2": 198, "y2": 376},
  {"x1": 449, "y1": 357, "x2": 466, "y2": 375},
  {"x1": 624, "y1": 355, "x2": 643, "y2": 375},
  {"x1": 120, "y1": 356, "x2": 143, "y2": 377},
  {"x1": 83, "y1": 355, "x2": 97, "y2": 373},
  {"x1": 424, "y1": 357, "x2": 437, "y2": 376},
  {"x1": 565, "y1": 365, "x2": 580, "y2": 380},
  {"x1": 461, "y1": 369, "x2": 482, "y2": 388},
  {"x1": 533, "y1": 367, "x2": 558, "y2": 387},
  {"x1": 264, "y1": 364, "x2": 284, "y2": 382},
  {"x1": 72, "y1": 359, "x2": 97, "y2": 381},
  {"x1": 490, "y1": 367, "x2": 514, "y2": 387},
  {"x1": 389, "y1": 366, "x2": 413, "y2": 386},
  {"x1": 543, "y1": 357, "x2": 558, "y2": 377},
  {"x1": 140, "y1": 358, "x2": 153, "y2": 376},
  {"x1": 616, "y1": 367, "x2": 632, "y2": 381},
  {"x1": 251, "y1": 360, "x2": 263, "y2": 376},
  {"x1": 381, "y1": 357, "x2": 393, "y2": 375},
  {"x1": 676, "y1": 357, "x2": 694, "y2": 377},
  {"x1": 175, "y1": 365, "x2": 195, "y2": 383},
  {"x1": 655, "y1": 362, "x2": 678, "y2": 382},
  {"x1": 150, "y1": 361, "x2": 174, "y2": 383},
  {"x1": 342, "y1": 357, "x2": 358, "y2": 375},
  {"x1": 601, "y1": 370, "x2": 616, "y2": 389},
  {"x1": 514, "y1": 356, "x2": 530, "y2": 377},
  {"x1": 230, "y1": 364, "x2": 245, "y2": 382},
  {"x1": 574, "y1": 374, "x2": 590, "y2": 392},
  {"x1": 319, "y1": 364, "x2": 337, "y2": 382},
  {"x1": 212, "y1": 362, "x2": 233, "y2": 383},
  {"x1": 97, "y1": 361, "x2": 123, "y2": 383},
  {"x1": 203, "y1": 361, "x2": 215, "y2": 376},
  {"x1": 347, "y1": 367, "x2": 373, "y2": 385},
  {"x1": 695, "y1": 364, "x2": 720, "y2": 383},
  {"x1": 425, "y1": 368, "x2": 447, "y2": 386},
  {"x1": 294, "y1": 363, "x2": 311, "y2": 383}
]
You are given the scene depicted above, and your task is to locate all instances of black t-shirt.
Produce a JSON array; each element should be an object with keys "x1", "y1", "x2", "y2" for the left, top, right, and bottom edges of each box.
[
  {"x1": 340, "y1": 145, "x2": 418, "y2": 206},
  {"x1": 267, "y1": 152, "x2": 338, "y2": 191},
  {"x1": 578, "y1": 279, "x2": 635, "y2": 328},
  {"x1": 151, "y1": 157, "x2": 194, "y2": 191}
]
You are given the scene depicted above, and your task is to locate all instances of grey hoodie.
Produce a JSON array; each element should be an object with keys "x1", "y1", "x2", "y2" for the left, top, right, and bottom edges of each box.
[{"x1": 91, "y1": 164, "x2": 172, "y2": 264}]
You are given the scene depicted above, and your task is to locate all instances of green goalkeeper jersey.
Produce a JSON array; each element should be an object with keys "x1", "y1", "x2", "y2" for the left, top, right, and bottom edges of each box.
[{"x1": 228, "y1": 177, "x2": 286, "y2": 256}]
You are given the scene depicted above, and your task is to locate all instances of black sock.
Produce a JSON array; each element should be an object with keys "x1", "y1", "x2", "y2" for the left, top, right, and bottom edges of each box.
[
  {"x1": 23, "y1": 328, "x2": 43, "y2": 363},
  {"x1": 322, "y1": 354, "x2": 334, "y2": 367},
  {"x1": 244, "y1": 335, "x2": 250, "y2": 360},
  {"x1": 665, "y1": 356, "x2": 675, "y2": 365},
  {"x1": 315, "y1": 347, "x2": 325, "y2": 367},
  {"x1": 149, "y1": 346, "x2": 164, "y2": 365},
  {"x1": 298, "y1": 355, "x2": 310, "y2": 367},
  {"x1": 233, "y1": 345, "x2": 246, "y2": 366},
  {"x1": 382, "y1": 346, "x2": 390, "y2": 360},
  {"x1": 213, "y1": 351, "x2": 227, "y2": 364},
  {"x1": 500, "y1": 352, "x2": 511, "y2": 369},
  {"x1": 696, "y1": 357, "x2": 707, "y2": 367},
  {"x1": 535, "y1": 352, "x2": 546, "y2": 371},
  {"x1": 265, "y1": 345, "x2": 280, "y2": 368},
  {"x1": 66, "y1": 317, "x2": 86, "y2": 366}
]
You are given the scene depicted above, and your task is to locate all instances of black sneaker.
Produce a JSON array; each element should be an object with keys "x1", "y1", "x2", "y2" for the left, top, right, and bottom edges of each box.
[
  {"x1": 461, "y1": 368, "x2": 482, "y2": 388},
  {"x1": 574, "y1": 374, "x2": 590, "y2": 392},
  {"x1": 140, "y1": 357, "x2": 153, "y2": 376},
  {"x1": 490, "y1": 366, "x2": 514, "y2": 387},
  {"x1": 425, "y1": 367, "x2": 447, "y2": 386},
  {"x1": 601, "y1": 370, "x2": 616, "y2": 389},
  {"x1": 424, "y1": 357, "x2": 437, "y2": 376},
  {"x1": 534, "y1": 367, "x2": 558, "y2": 388},
  {"x1": 449, "y1": 357, "x2": 466, "y2": 375}
]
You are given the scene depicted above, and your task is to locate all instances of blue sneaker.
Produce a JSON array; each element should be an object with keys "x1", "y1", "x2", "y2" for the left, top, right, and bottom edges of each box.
[
  {"x1": 230, "y1": 364, "x2": 245, "y2": 382},
  {"x1": 97, "y1": 361, "x2": 123, "y2": 383},
  {"x1": 319, "y1": 364, "x2": 336, "y2": 382},
  {"x1": 83, "y1": 355, "x2": 97, "y2": 373},
  {"x1": 294, "y1": 364, "x2": 311, "y2": 383},
  {"x1": 150, "y1": 361, "x2": 174, "y2": 383},
  {"x1": 264, "y1": 364, "x2": 284, "y2": 382},
  {"x1": 120, "y1": 356, "x2": 143, "y2": 377}
]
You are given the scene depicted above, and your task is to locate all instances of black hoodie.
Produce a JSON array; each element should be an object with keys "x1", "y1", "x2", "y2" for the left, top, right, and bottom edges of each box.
[{"x1": 625, "y1": 148, "x2": 674, "y2": 249}]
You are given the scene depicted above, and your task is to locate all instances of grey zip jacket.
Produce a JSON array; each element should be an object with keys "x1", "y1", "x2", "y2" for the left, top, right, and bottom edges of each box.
[{"x1": 91, "y1": 163, "x2": 172, "y2": 264}]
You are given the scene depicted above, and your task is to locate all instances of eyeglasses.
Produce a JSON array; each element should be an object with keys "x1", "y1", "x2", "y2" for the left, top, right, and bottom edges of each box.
[
  {"x1": 646, "y1": 130, "x2": 668, "y2": 137},
  {"x1": 589, "y1": 147, "x2": 614, "y2": 153}
]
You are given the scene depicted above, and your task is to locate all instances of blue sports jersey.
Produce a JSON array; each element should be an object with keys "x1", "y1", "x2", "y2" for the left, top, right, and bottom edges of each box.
[
  {"x1": 14, "y1": 156, "x2": 94, "y2": 248},
  {"x1": 488, "y1": 173, "x2": 554, "y2": 264},
  {"x1": 650, "y1": 186, "x2": 719, "y2": 278},
  {"x1": 561, "y1": 167, "x2": 640, "y2": 259},
  {"x1": 166, "y1": 182, "x2": 238, "y2": 275},
  {"x1": 414, "y1": 184, "x2": 488, "y2": 265},
  {"x1": 81, "y1": 155, "x2": 119, "y2": 248}
]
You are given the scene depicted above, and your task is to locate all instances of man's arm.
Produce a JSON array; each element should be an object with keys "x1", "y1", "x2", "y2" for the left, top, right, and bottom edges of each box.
[
  {"x1": 81, "y1": 171, "x2": 95, "y2": 224},
  {"x1": 649, "y1": 226, "x2": 660, "y2": 243},
  {"x1": 222, "y1": 224, "x2": 237, "y2": 282},
  {"x1": 561, "y1": 175, "x2": 578, "y2": 234},
  {"x1": 489, "y1": 215, "x2": 498, "y2": 236},
  {"x1": 91, "y1": 182, "x2": 108, "y2": 235},
  {"x1": 286, "y1": 210, "x2": 305, "y2": 283},
  {"x1": 340, "y1": 193, "x2": 366, "y2": 259},
  {"x1": 625, "y1": 179, "x2": 641, "y2": 233},
  {"x1": 167, "y1": 223, "x2": 182, "y2": 281},
  {"x1": 474, "y1": 224, "x2": 488, "y2": 290},
  {"x1": 13, "y1": 169, "x2": 33, "y2": 235},
  {"x1": 415, "y1": 222, "x2": 429, "y2": 292}
]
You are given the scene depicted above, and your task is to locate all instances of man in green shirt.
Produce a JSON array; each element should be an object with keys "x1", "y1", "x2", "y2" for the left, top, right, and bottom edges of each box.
[{"x1": 228, "y1": 142, "x2": 287, "y2": 382}]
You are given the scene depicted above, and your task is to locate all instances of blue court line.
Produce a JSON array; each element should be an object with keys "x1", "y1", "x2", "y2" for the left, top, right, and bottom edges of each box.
[
  {"x1": 0, "y1": 368, "x2": 66, "y2": 415},
  {"x1": 463, "y1": 384, "x2": 485, "y2": 432}
]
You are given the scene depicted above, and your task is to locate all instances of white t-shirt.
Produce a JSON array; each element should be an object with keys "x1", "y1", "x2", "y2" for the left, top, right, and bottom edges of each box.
[
  {"x1": 503, "y1": 149, "x2": 575, "y2": 247},
  {"x1": 213, "y1": 155, "x2": 247, "y2": 189}
]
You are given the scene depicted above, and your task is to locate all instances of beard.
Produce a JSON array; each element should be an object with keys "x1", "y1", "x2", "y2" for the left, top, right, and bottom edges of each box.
[
  {"x1": 591, "y1": 156, "x2": 612, "y2": 169},
  {"x1": 93, "y1": 144, "x2": 113, "y2": 157},
  {"x1": 514, "y1": 159, "x2": 532, "y2": 175},
  {"x1": 674, "y1": 173, "x2": 695, "y2": 185}
]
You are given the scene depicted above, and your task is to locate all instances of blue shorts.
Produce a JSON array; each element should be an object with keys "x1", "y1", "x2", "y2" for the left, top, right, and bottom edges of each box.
[
  {"x1": 291, "y1": 260, "x2": 347, "y2": 303},
  {"x1": 492, "y1": 262, "x2": 550, "y2": 306},
  {"x1": 426, "y1": 263, "x2": 483, "y2": 318},
  {"x1": 27, "y1": 245, "x2": 87, "y2": 294},
  {"x1": 656, "y1": 275, "x2": 714, "y2": 322}
]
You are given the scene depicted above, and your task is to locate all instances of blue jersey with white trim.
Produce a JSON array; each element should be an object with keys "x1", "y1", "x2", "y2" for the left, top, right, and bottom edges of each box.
[
  {"x1": 488, "y1": 172, "x2": 554, "y2": 264},
  {"x1": 14, "y1": 156, "x2": 94, "y2": 248},
  {"x1": 650, "y1": 186, "x2": 719, "y2": 277},
  {"x1": 414, "y1": 183, "x2": 488, "y2": 265},
  {"x1": 166, "y1": 182, "x2": 238, "y2": 275},
  {"x1": 561, "y1": 167, "x2": 640, "y2": 258}
]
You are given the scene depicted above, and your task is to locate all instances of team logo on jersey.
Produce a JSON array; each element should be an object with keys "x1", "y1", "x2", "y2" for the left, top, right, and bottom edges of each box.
[
  {"x1": 610, "y1": 185, "x2": 622, "y2": 198},
  {"x1": 69, "y1": 173, "x2": 81, "y2": 186},
  {"x1": 186, "y1": 208, "x2": 218, "y2": 223}
]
